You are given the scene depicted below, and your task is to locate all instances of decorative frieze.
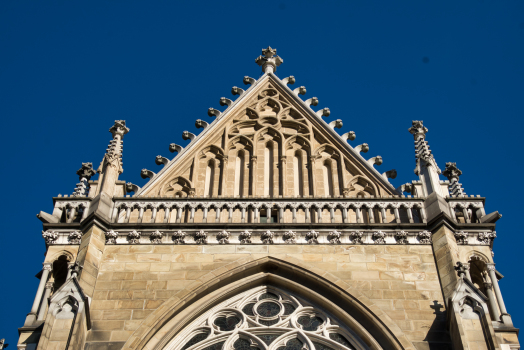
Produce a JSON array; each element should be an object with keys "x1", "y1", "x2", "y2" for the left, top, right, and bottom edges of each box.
[
  {"x1": 478, "y1": 231, "x2": 496, "y2": 245},
  {"x1": 283, "y1": 230, "x2": 297, "y2": 244},
  {"x1": 372, "y1": 231, "x2": 386, "y2": 244},
  {"x1": 306, "y1": 230, "x2": 319, "y2": 244},
  {"x1": 195, "y1": 230, "x2": 207, "y2": 244},
  {"x1": 261, "y1": 230, "x2": 274, "y2": 244},
  {"x1": 239, "y1": 230, "x2": 252, "y2": 244},
  {"x1": 351, "y1": 231, "x2": 364, "y2": 244}
]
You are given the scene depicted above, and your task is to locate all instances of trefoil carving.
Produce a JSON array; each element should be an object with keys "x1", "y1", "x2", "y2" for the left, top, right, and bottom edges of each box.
[
  {"x1": 261, "y1": 231, "x2": 274, "y2": 244},
  {"x1": 150, "y1": 230, "x2": 163, "y2": 244},
  {"x1": 283, "y1": 230, "x2": 297, "y2": 244},
  {"x1": 350, "y1": 231, "x2": 364, "y2": 244},
  {"x1": 68, "y1": 231, "x2": 82, "y2": 245},
  {"x1": 328, "y1": 230, "x2": 342, "y2": 244},
  {"x1": 372, "y1": 231, "x2": 386, "y2": 244},
  {"x1": 239, "y1": 230, "x2": 252, "y2": 244},
  {"x1": 172, "y1": 230, "x2": 186, "y2": 244},
  {"x1": 105, "y1": 230, "x2": 118, "y2": 244},
  {"x1": 454, "y1": 231, "x2": 469, "y2": 245},
  {"x1": 306, "y1": 230, "x2": 319, "y2": 244},
  {"x1": 395, "y1": 231, "x2": 408, "y2": 244},
  {"x1": 216, "y1": 230, "x2": 230, "y2": 244},
  {"x1": 417, "y1": 230, "x2": 432, "y2": 244},
  {"x1": 42, "y1": 230, "x2": 58, "y2": 245},
  {"x1": 195, "y1": 230, "x2": 208, "y2": 244}
]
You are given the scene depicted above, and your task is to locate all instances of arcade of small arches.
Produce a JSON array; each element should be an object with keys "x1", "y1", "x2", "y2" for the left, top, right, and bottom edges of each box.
[{"x1": 154, "y1": 86, "x2": 384, "y2": 200}]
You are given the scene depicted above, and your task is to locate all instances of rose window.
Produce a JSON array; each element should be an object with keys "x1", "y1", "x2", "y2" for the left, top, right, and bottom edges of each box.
[{"x1": 168, "y1": 287, "x2": 362, "y2": 350}]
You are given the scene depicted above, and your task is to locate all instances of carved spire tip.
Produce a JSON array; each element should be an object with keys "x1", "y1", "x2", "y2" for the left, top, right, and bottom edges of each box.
[{"x1": 255, "y1": 46, "x2": 283, "y2": 74}]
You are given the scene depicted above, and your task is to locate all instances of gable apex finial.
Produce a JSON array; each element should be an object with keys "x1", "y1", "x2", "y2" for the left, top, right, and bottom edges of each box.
[{"x1": 255, "y1": 46, "x2": 283, "y2": 74}]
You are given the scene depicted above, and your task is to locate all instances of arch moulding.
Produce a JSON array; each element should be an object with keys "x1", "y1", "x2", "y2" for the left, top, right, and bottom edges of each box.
[{"x1": 122, "y1": 257, "x2": 412, "y2": 350}]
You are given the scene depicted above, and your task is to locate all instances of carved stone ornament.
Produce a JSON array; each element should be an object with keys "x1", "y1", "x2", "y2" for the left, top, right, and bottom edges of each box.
[
  {"x1": 216, "y1": 230, "x2": 230, "y2": 244},
  {"x1": 42, "y1": 230, "x2": 58, "y2": 245},
  {"x1": 172, "y1": 230, "x2": 186, "y2": 244},
  {"x1": 105, "y1": 230, "x2": 118, "y2": 244},
  {"x1": 261, "y1": 230, "x2": 274, "y2": 244},
  {"x1": 395, "y1": 231, "x2": 408, "y2": 245},
  {"x1": 239, "y1": 230, "x2": 252, "y2": 244},
  {"x1": 283, "y1": 230, "x2": 297, "y2": 244},
  {"x1": 328, "y1": 230, "x2": 342, "y2": 244},
  {"x1": 351, "y1": 231, "x2": 364, "y2": 244},
  {"x1": 306, "y1": 230, "x2": 319, "y2": 244},
  {"x1": 150, "y1": 230, "x2": 164, "y2": 244},
  {"x1": 68, "y1": 231, "x2": 82, "y2": 245},
  {"x1": 127, "y1": 230, "x2": 141, "y2": 244},
  {"x1": 417, "y1": 230, "x2": 432, "y2": 244},
  {"x1": 195, "y1": 230, "x2": 208, "y2": 244},
  {"x1": 478, "y1": 231, "x2": 496, "y2": 245},
  {"x1": 454, "y1": 231, "x2": 469, "y2": 245},
  {"x1": 372, "y1": 231, "x2": 386, "y2": 244}
]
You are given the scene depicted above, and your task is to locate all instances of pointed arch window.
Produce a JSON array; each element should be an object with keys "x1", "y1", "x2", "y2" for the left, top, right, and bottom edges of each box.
[
  {"x1": 293, "y1": 152, "x2": 303, "y2": 197},
  {"x1": 204, "y1": 160, "x2": 215, "y2": 198},
  {"x1": 234, "y1": 151, "x2": 245, "y2": 197},
  {"x1": 322, "y1": 161, "x2": 333, "y2": 197},
  {"x1": 166, "y1": 286, "x2": 362, "y2": 350},
  {"x1": 264, "y1": 143, "x2": 274, "y2": 197}
]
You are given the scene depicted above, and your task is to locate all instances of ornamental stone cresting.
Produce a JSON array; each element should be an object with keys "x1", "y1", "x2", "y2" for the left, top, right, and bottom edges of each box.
[{"x1": 18, "y1": 47, "x2": 517, "y2": 350}]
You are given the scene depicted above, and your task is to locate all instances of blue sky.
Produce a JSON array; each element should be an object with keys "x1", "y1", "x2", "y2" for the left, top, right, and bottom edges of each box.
[{"x1": 1, "y1": 0, "x2": 523, "y2": 345}]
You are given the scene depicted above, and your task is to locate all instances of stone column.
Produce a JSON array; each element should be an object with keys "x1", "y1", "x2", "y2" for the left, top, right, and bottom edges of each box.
[
  {"x1": 36, "y1": 282, "x2": 54, "y2": 321},
  {"x1": 292, "y1": 207, "x2": 297, "y2": 223},
  {"x1": 137, "y1": 205, "x2": 145, "y2": 223},
  {"x1": 125, "y1": 206, "x2": 131, "y2": 223},
  {"x1": 304, "y1": 205, "x2": 311, "y2": 223},
  {"x1": 177, "y1": 207, "x2": 183, "y2": 223},
  {"x1": 309, "y1": 156, "x2": 316, "y2": 196},
  {"x1": 254, "y1": 207, "x2": 259, "y2": 223},
  {"x1": 251, "y1": 156, "x2": 257, "y2": 197},
  {"x1": 329, "y1": 207, "x2": 335, "y2": 223},
  {"x1": 220, "y1": 157, "x2": 228, "y2": 197},
  {"x1": 266, "y1": 205, "x2": 271, "y2": 223},
  {"x1": 189, "y1": 206, "x2": 195, "y2": 223},
  {"x1": 241, "y1": 207, "x2": 246, "y2": 223},
  {"x1": 317, "y1": 207, "x2": 322, "y2": 223},
  {"x1": 405, "y1": 205, "x2": 414, "y2": 223},
  {"x1": 278, "y1": 206, "x2": 284, "y2": 223},
  {"x1": 280, "y1": 156, "x2": 287, "y2": 197},
  {"x1": 342, "y1": 207, "x2": 348, "y2": 223},
  {"x1": 463, "y1": 263, "x2": 472, "y2": 281},
  {"x1": 164, "y1": 207, "x2": 170, "y2": 223},
  {"x1": 354, "y1": 205, "x2": 362, "y2": 223},
  {"x1": 151, "y1": 204, "x2": 158, "y2": 223},
  {"x1": 228, "y1": 207, "x2": 233, "y2": 223},
  {"x1": 24, "y1": 263, "x2": 52, "y2": 325},
  {"x1": 487, "y1": 264, "x2": 508, "y2": 315},
  {"x1": 484, "y1": 279, "x2": 501, "y2": 321},
  {"x1": 203, "y1": 206, "x2": 209, "y2": 223},
  {"x1": 367, "y1": 206, "x2": 375, "y2": 224},
  {"x1": 67, "y1": 206, "x2": 76, "y2": 223},
  {"x1": 215, "y1": 205, "x2": 221, "y2": 223}
]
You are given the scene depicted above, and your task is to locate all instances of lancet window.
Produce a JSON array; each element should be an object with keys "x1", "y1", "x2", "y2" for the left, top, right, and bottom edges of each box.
[{"x1": 166, "y1": 286, "x2": 364, "y2": 350}]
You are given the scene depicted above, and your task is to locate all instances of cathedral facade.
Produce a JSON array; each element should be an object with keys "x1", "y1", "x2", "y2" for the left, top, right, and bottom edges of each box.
[{"x1": 17, "y1": 47, "x2": 518, "y2": 350}]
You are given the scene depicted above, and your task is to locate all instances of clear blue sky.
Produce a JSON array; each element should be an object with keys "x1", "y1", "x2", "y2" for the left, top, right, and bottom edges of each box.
[{"x1": 1, "y1": 0, "x2": 523, "y2": 345}]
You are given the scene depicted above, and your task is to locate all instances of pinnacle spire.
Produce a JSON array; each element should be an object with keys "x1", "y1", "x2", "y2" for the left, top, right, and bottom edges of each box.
[
  {"x1": 255, "y1": 46, "x2": 283, "y2": 74},
  {"x1": 443, "y1": 162, "x2": 466, "y2": 197}
]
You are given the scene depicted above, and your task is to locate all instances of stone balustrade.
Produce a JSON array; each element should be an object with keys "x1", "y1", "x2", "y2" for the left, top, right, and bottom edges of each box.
[
  {"x1": 111, "y1": 197, "x2": 427, "y2": 224},
  {"x1": 52, "y1": 196, "x2": 91, "y2": 223}
]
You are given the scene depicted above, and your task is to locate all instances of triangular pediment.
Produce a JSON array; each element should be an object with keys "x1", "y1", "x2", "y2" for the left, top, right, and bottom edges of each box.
[{"x1": 135, "y1": 73, "x2": 397, "y2": 198}]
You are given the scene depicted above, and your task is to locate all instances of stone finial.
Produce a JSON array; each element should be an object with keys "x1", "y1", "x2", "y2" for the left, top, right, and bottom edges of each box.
[
  {"x1": 195, "y1": 119, "x2": 209, "y2": 130},
  {"x1": 155, "y1": 156, "x2": 169, "y2": 166},
  {"x1": 368, "y1": 156, "x2": 383, "y2": 166},
  {"x1": 182, "y1": 131, "x2": 196, "y2": 141},
  {"x1": 443, "y1": 162, "x2": 462, "y2": 182},
  {"x1": 328, "y1": 119, "x2": 343, "y2": 129},
  {"x1": 76, "y1": 162, "x2": 96, "y2": 181},
  {"x1": 255, "y1": 46, "x2": 283, "y2": 73},
  {"x1": 140, "y1": 169, "x2": 155, "y2": 179},
  {"x1": 243, "y1": 76, "x2": 256, "y2": 86},
  {"x1": 383, "y1": 169, "x2": 397, "y2": 180},
  {"x1": 73, "y1": 162, "x2": 96, "y2": 197},
  {"x1": 231, "y1": 86, "x2": 245, "y2": 96},
  {"x1": 354, "y1": 143, "x2": 369, "y2": 154},
  {"x1": 443, "y1": 162, "x2": 465, "y2": 196},
  {"x1": 109, "y1": 120, "x2": 129, "y2": 139},
  {"x1": 305, "y1": 97, "x2": 319, "y2": 107},
  {"x1": 408, "y1": 120, "x2": 428, "y2": 140},
  {"x1": 220, "y1": 97, "x2": 233, "y2": 107},
  {"x1": 282, "y1": 76, "x2": 295, "y2": 85},
  {"x1": 208, "y1": 108, "x2": 221, "y2": 118},
  {"x1": 125, "y1": 182, "x2": 140, "y2": 194},
  {"x1": 169, "y1": 143, "x2": 183, "y2": 154},
  {"x1": 293, "y1": 86, "x2": 307, "y2": 96},
  {"x1": 341, "y1": 131, "x2": 356, "y2": 141}
]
